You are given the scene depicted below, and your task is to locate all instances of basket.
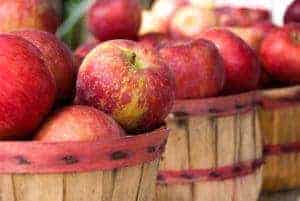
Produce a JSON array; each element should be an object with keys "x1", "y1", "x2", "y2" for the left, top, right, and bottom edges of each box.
[
  {"x1": 259, "y1": 86, "x2": 300, "y2": 192},
  {"x1": 156, "y1": 92, "x2": 263, "y2": 201},
  {"x1": 0, "y1": 127, "x2": 168, "y2": 201}
]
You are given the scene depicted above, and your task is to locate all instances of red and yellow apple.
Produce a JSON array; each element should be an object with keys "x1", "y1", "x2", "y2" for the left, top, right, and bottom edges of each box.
[
  {"x1": 87, "y1": 0, "x2": 142, "y2": 41},
  {"x1": 0, "y1": 34, "x2": 56, "y2": 140},
  {"x1": 75, "y1": 40, "x2": 175, "y2": 133},
  {"x1": 14, "y1": 30, "x2": 76, "y2": 103},
  {"x1": 0, "y1": 0, "x2": 60, "y2": 33},
  {"x1": 260, "y1": 24, "x2": 300, "y2": 84},
  {"x1": 35, "y1": 105, "x2": 125, "y2": 141},
  {"x1": 200, "y1": 28, "x2": 261, "y2": 94},
  {"x1": 169, "y1": 6, "x2": 217, "y2": 39},
  {"x1": 159, "y1": 39, "x2": 225, "y2": 99}
]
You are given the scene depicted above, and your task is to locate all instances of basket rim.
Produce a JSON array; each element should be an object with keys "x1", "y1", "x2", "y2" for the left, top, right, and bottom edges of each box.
[
  {"x1": 172, "y1": 90, "x2": 259, "y2": 116},
  {"x1": 0, "y1": 127, "x2": 169, "y2": 174}
]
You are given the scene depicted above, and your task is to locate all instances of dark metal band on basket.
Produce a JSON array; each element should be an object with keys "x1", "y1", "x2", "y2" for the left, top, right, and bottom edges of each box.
[
  {"x1": 157, "y1": 158, "x2": 264, "y2": 184},
  {"x1": 0, "y1": 128, "x2": 168, "y2": 174},
  {"x1": 264, "y1": 142, "x2": 300, "y2": 155}
]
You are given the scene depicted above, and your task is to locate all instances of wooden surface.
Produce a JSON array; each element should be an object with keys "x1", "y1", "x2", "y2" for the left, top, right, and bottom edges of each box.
[
  {"x1": 0, "y1": 159, "x2": 159, "y2": 201},
  {"x1": 156, "y1": 95, "x2": 262, "y2": 201},
  {"x1": 260, "y1": 189, "x2": 300, "y2": 201},
  {"x1": 259, "y1": 86, "x2": 300, "y2": 192}
]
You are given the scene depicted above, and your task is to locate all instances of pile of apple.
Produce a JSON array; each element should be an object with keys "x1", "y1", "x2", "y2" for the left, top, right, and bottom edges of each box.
[
  {"x1": 75, "y1": 0, "x2": 300, "y2": 100},
  {"x1": 2, "y1": 0, "x2": 300, "y2": 142},
  {"x1": 0, "y1": 0, "x2": 177, "y2": 141}
]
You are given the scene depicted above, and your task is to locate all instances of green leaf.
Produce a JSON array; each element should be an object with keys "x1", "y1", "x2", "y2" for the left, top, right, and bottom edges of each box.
[{"x1": 58, "y1": 0, "x2": 94, "y2": 49}]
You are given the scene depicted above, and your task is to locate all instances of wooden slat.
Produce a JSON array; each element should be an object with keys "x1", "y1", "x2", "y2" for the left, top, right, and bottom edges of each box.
[{"x1": 157, "y1": 116, "x2": 192, "y2": 201}]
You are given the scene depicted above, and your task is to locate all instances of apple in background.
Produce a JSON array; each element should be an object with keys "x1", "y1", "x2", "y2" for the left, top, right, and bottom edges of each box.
[
  {"x1": 227, "y1": 22, "x2": 276, "y2": 53},
  {"x1": 139, "y1": 10, "x2": 168, "y2": 35},
  {"x1": 74, "y1": 41, "x2": 98, "y2": 70},
  {"x1": 150, "y1": 0, "x2": 187, "y2": 34},
  {"x1": 215, "y1": 6, "x2": 271, "y2": 27},
  {"x1": 169, "y1": 6, "x2": 217, "y2": 39},
  {"x1": 0, "y1": 0, "x2": 60, "y2": 33},
  {"x1": 138, "y1": 33, "x2": 174, "y2": 49},
  {"x1": 14, "y1": 30, "x2": 76, "y2": 104},
  {"x1": 285, "y1": 0, "x2": 300, "y2": 24},
  {"x1": 87, "y1": 0, "x2": 142, "y2": 41},
  {"x1": 159, "y1": 39, "x2": 225, "y2": 99},
  {"x1": 200, "y1": 28, "x2": 261, "y2": 94},
  {"x1": 75, "y1": 40, "x2": 175, "y2": 133},
  {"x1": 260, "y1": 24, "x2": 300, "y2": 84},
  {"x1": 0, "y1": 34, "x2": 56, "y2": 140},
  {"x1": 35, "y1": 105, "x2": 125, "y2": 141}
]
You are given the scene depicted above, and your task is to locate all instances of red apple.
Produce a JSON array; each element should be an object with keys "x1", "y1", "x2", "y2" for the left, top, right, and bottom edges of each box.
[
  {"x1": 260, "y1": 24, "x2": 300, "y2": 84},
  {"x1": 35, "y1": 105, "x2": 125, "y2": 141},
  {"x1": 227, "y1": 22, "x2": 276, "y2": 53},
  {"x1": 0, "y1": 0, "x2": 60, "y2": 33},
  {"x1": 74, "y1": 42, "x2": 98, "y2": 70},
  {"x1": 75, "y1": 40, "x2": 175, "y2": 133},
  {"x1": 285, "y1": 0, "x2": 300, "y2": 24},
  {"x1": 138, "y1": 33, "x2": 174, "y2": 49},
  {"x1": 200, "y1": 28, "x2": 261, "y2": 94},
  {"x1": 169, "y1": 6, "x2": 217, "y2": 39},
  {"x1": 14, "y1": 30, "x2": 76, "y2": 103},
  {"x1": 0, "y1": 34, "x2": 56, "y2": 140},
  {"x1": 87, "y1": 0, "x2": 142, "y2": 41},
  {"x1": 215, "y1": 6, "x2": 271, "y2": 27},
  {"x1": 159, "y1": 39, "x2": 225, "y2": 99}
]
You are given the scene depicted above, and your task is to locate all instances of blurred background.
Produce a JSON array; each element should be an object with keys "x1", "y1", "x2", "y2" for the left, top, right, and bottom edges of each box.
[{"x1": 59, "y1": 0, "x2": 294, "y2": 49}]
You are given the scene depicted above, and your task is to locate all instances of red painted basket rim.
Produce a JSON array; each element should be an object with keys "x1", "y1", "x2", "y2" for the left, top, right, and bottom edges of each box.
[
  {"x1": 172, "y1": 91, "x2": 259, "y2": 116},
  {"x1": 0, "y1": 127, "x2": 169, "y2": 174},
  {"x1": 261, "y1": 85, "x2": 300, "y2": 109}
]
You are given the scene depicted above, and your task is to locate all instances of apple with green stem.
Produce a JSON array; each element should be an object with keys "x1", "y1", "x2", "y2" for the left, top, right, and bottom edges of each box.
[{"x1": 75, "y1": 40, "x2": 175, "y2": 133}]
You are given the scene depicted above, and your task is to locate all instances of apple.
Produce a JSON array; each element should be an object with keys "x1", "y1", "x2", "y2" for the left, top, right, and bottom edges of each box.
[
  {"x1": 158, "y1": 39, "x2": 225, "y2": 99},
  {"x1": 138, "y1": 33, "x2": 174, "y2": 49},
  {"x1": 74, "y1": 41, "x2": 98, "y2": 70},
  {"x1": 0, "y1": 34, "x2": 56, "y2": 140},
  {"x1": 260, "y1": 24, "x2": 300, "y2": 84},
  {"x1": 169, "y1": 6, "x2": 217, "y2": 39},
  {"x1": 228, "y1": 22, "x2": 276, "y2": 53},
  {"x1": 200, "y1": 28, "x2": 261, "y2": 94},
  {"x1": 285, "y1": 0, "x2": 300, "y2": 24},
  {"x1": 35, "y1": 105, "x2": 125, "y2": 141},
  {"x1": 0, "y1": 0, "x2": 60, "y2": 33},
  {"x1": 150, "y1": 0, "x2": 187, "y2": 34},
  {"x1": 75, "y1": 40, "x2": 175, "y2": 133},
  {"x1": 87, "y1": 0, "x2": 142, "y2": 41},
  {"x1": 139, "y1": 10, "x2": 167, "y2": 35},
  {"x1": 215, "y1": 6, "x2": 271, "y2": 27},
  {"x1": 14, "y1": 30, "x2": 76, "y2": 103}
]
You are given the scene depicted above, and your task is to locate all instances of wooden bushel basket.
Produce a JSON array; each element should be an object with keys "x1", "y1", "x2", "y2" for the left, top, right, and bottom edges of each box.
[
  {"x1": 156, "y1": 92, "x2": 263, "y2": 201},
  {"x1": 259, "y1": 86, "x2": 300, "y2": 192},
  {"x1": 0, "y1": 128, "x2": 168, "y2": 201}
]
